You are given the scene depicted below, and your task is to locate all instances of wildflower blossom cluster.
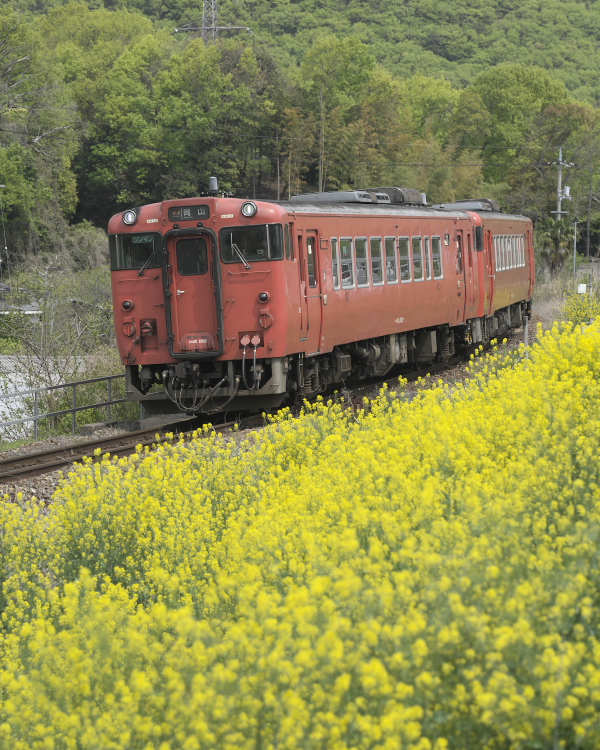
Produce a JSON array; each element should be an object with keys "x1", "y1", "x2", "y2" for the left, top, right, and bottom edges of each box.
[
  {"x1": 563, "y1": 290, "x2": 600, "y2": 326},
  {"x1": 2, "y1": 322, "x2": 600, "y2": 749}
]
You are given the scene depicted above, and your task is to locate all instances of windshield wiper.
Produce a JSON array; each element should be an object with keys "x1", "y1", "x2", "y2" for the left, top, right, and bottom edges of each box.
[
  {"x1": 138, "y1": 248, "x2": 158, "y2": 276},
  {"x1": 231, "y1": 242, "x2": 251, "y2": 270}
]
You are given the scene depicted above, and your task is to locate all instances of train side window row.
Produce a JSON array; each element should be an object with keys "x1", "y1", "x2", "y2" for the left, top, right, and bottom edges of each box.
[
  {"x1": 330, "y1": 236, "x2": 444, "y2": 290},
  {"x1": 494, "y1": 234, "x2": 526, "y2": 271}
]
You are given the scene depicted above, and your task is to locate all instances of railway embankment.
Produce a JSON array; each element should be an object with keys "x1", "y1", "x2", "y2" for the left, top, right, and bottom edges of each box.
[{"x1": 2, "y1": 320, "x2": 600, "y2": 747}]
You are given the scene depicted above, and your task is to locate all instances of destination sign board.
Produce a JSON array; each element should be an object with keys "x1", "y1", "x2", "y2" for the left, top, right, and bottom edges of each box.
[{"x1": 168, "y1": 205, "x2": 210, "y2": 222}]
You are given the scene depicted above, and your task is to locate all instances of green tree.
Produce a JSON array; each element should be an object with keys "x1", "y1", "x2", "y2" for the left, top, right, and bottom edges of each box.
[{"x1": 299, "y1": 35, "x2": 375, "y2": 191}]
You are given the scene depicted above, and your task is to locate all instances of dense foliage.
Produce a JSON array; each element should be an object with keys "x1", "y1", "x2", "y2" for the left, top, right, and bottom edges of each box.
[
  {"x1": 1, "y1": 0, "x2": 600, "y2": 268},
  {"x1": 1, "y1": 322, "x2": 600, "y2": 747}
]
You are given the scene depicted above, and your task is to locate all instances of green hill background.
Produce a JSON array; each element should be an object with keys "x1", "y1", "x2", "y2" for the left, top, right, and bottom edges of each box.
[{"x1": 1, "y1": 0, "x2": 600, "y2": 261}]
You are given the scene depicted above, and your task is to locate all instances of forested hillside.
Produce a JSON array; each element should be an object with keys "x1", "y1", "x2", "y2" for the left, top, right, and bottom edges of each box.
[{"x1": 1, "y1": 0, "x2": 600, "y2": 272}]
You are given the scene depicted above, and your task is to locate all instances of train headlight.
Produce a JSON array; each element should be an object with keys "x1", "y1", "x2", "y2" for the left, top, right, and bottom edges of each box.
[
  {"x1": 241, "y1": 201, "x2": 257, "y2": 218},
  {"x1": 122, "y1": 210, "x2": 137, "y2": 225}
]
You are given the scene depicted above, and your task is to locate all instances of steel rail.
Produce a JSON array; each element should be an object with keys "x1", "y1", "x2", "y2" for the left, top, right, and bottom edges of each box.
[{"x1": 0, "y1": 415, "x2": 266, "y2": 483}]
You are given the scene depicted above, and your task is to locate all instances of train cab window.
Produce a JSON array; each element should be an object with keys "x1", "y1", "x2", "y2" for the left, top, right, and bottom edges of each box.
[
  {"x1": 424, "y1": 236, "x2": 431, "y2": 280},
  {"x1": 370, "y1": 238, "x2": 384, "y2": 286},
  {"x1": 340, "y1": 238, "x2": 354, "y2": 288},
  {"x1": 432, "y1": 237, "x2": 443, "y2": 279},
  {"x1": 221, "y1": 224, "x2": 284, "y2": 263},
  {"x1": 284, "y1": 223, "x2": 291, "y2": 260},
  {"x1": 412, "y1": 237, "x2": 424, "y2": 281},
  {"x1": 355, "y1": 238, "x2": 369, "y2": 287},
  {"x1": 306, "y1": 236, "x2": 317, "y2": 287},
  {"x1": 109, "y1": 233, "x2": 161, "y2": 271},
  {"x1": 176, "y1": 238, "x2": 208, "y2": 275},
  {"x1": 398, "y1": 237, "x2": 410, "y2": 282},
  {"x1": 332, "y1": 238, "x2": 340, "y2": 289},
  {"x1": 456, "y1": 235, "x2": 463, "y2": 274}
]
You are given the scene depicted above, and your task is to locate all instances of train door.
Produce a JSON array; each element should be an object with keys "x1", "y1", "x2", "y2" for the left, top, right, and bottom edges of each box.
[
  {"x1": 455, "y1": 230, "x2": 466, "y2": 320},
  {"x1": 465, "y1": 232, "x2": 476, "y2": 315},
  {"x1": 486, "y1": 229, "x2": 495, "y2": 315},
  {"x1": 526, "y1": 227, "x2": 535, "y2": 297},
  {"x1": 298, "y1": 230, "x2": 322, "y2": 354},
  {"x1": 167, "y1": 234, "x2": 221, "y2": 354}
]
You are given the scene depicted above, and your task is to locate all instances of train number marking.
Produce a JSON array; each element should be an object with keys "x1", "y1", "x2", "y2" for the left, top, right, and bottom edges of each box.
[
  {"x1": 221, "y1": 214, "x2": 234, "y2": 218},
  {"x1": 146, "y1": 219, "x2": 159, "y2": 223},
  {"x1": 395, "y1": 317, "x2": 404, "y2": 324}
]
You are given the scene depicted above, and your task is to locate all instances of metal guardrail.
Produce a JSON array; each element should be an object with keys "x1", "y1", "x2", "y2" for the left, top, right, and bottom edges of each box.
[{"x1": 0, "y1": 374, "x2": 138, "y2": 439}]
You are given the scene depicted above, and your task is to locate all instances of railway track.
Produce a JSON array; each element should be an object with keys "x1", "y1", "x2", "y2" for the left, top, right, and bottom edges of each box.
[
  {"x1": 0, "y1": 324, "x2": 527, "y2": 485},
  {"x1": 0, "y1": 415, "x2": 265, "y2": 483}
]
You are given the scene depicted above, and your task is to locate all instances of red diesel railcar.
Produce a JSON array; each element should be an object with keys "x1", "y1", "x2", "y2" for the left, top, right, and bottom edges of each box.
[{"x1": 108, "y1": 187, "x2": 534, "y2": 415}]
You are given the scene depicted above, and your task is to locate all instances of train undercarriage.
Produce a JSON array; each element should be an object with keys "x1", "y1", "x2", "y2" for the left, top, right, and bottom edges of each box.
[{"x1": 129, "y1": 301, "x2": 531, "y2": 417}]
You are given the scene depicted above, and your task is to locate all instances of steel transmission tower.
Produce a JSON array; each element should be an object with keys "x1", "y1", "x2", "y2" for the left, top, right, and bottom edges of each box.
[
  {"x1": 175, "y1": 0, "x2": 251, "y2": 41},
  {"x1": 202, "y1": 0, "x2": 218, "y2": 43}
]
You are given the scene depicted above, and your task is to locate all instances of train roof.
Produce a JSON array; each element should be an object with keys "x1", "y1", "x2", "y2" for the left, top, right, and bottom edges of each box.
[{"x1": 264, "y1": 200, "x2": 531, "y2": 224}]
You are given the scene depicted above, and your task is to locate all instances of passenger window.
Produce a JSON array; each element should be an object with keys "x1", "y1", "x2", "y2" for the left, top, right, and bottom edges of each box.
[
  {"x1": 332, "y1": 238, "x2": 340, "y2": 289},
  {"x1": 307, "y1": 236, "x2": 317, "y2": 288},
  {"x1": 424, "y1": 236, "x2": 431, "y2": 280},
  {"x1": 355, "y1": 238, "x2": 368, "y2": 287},
  {"x1": 520, "y1": 235, "x2": 525, "y2": 266},
  {"x1": 370, "y1": 238, "x2": 384, "y2": 285},
  {"x1": 432, "y1": 237, "x2": 443, "y2": 279},
  {"x1": 177, "y1": 237, "x2": 208, "y2": 275},
  {"x1": 385, "y1": 237, "x2": 398, "y2": 283},
  {"x1": 398, "y1": 237, "x2": 410, "y2": 282},
  {"x1": 340, "y1": 238, "x2": 354, "y2": 288},
  {"x1": 412, "y1": 237, "x2": 424, "y2": 280},
  {"x1": 456, "y1": 235, "x2": 463, "y2": 274}
]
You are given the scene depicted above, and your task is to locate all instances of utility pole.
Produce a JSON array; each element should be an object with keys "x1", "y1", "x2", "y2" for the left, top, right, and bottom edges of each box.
[
  {"x1": 550, "y1": 147, "x2": 574, "y2": 218},
  {"x1": 175, "y1": 0, "x2": 251, "y2": 42},
  {"x1": 0, "y1": 185, "x2": 8, "y2": 283}
]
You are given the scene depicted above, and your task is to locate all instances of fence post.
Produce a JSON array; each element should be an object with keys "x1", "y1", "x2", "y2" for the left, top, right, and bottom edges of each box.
[
  {"x1": 72, "y1": 383, "x2": 77, "y2": 434},
  {"x1": 107, "y1": 377, "x2": 112, "y2": 423},
  {"x1": 34, "y1": 390, "x2": 38, "y2": 441}
]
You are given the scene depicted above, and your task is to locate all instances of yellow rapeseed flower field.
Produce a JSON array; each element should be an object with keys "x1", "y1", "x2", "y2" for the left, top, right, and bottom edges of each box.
[{"x1": 1, "y1": 321, "x2": 600, "y2": 749}]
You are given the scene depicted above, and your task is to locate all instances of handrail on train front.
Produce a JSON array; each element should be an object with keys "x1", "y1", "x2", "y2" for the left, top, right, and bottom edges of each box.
[{"x1": 0, "y1": 374, "x2": 140, "y2": 440}]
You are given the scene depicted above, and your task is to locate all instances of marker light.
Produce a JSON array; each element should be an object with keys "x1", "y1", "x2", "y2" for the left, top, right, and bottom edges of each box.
[
  {"x1": 123, "y1": 210, "x2": 137, "y2": 225},
  {"x1": 122, "y1": 300, "x2": 134, "y2": 311},
  {"x1": 241, "y1": 201, "x2": 257, "y2": 218}
]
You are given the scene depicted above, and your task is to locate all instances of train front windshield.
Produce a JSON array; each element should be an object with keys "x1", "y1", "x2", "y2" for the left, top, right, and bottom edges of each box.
[
  {"x1": 109, "y1": 233, "x2": 161, "y2": 270},
  {"x1": 221, "y1": 224, "x2": 284, "y2": 263}
]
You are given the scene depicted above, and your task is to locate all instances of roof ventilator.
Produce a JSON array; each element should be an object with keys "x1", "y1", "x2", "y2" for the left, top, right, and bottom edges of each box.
[{"x1": 290, "y1": 187, "x2": 427, "y2": 206}]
